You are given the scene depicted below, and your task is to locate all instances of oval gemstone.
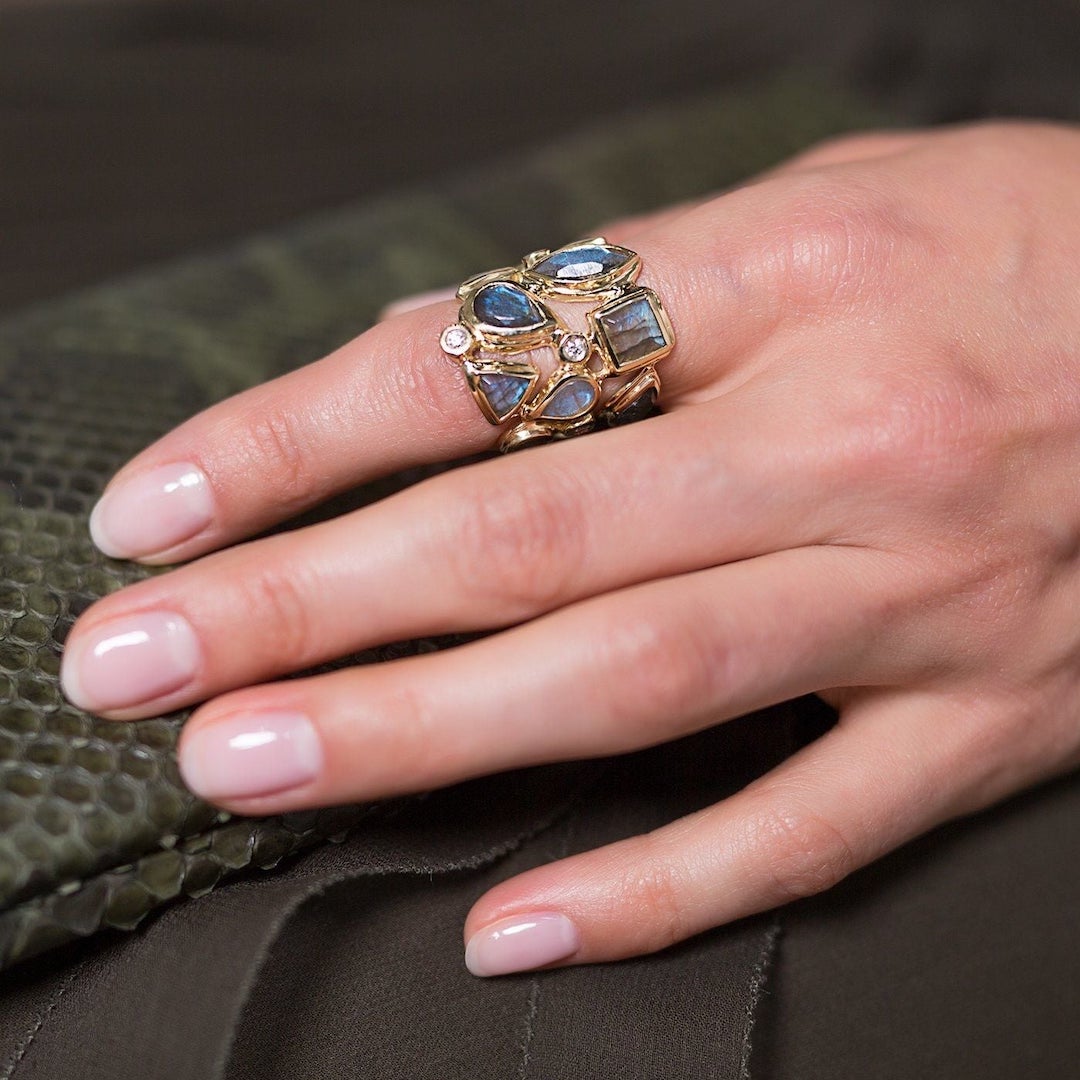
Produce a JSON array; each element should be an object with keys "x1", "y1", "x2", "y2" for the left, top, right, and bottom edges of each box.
[
  {"x1": 532, "y1": 245, "x2": 630, "y2": 282},
  {"x1": 539, "y1": 377, "x2": 597, "y2": 419},
  {"x1": 473, "y1": 283, "x2": 548, "y2": 329}
]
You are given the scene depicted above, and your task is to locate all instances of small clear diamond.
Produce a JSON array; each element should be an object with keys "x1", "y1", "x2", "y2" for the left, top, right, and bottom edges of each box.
[
  {"x1": 559, "y1": 334, "x2": 590, "y2": 363},
  {"x1": 440, "y1": 324, "x2": 472, "y2": 356}
]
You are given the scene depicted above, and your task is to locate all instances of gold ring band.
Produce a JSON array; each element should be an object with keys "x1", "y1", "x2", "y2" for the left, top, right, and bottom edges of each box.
[{"x1": 439, "y1": 238, "x2": 675, "y2": 452}]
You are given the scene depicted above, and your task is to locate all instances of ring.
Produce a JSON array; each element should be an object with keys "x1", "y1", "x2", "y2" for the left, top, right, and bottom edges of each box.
[{"x1": 439, "y1": 237, "x2": 675, "y2": 452}]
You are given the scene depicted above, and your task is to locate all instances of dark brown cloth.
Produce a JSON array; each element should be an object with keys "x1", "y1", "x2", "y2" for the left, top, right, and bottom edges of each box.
[
  {"x1": 4, "y1": 0, "x2": 1080, "y2": 313},
  {"x1": 755, "y1": 768, "x2": 1080, "y2": 1077},
  {"x1": 0, "y1": 717, "x2": 794, "y2": 1080}
]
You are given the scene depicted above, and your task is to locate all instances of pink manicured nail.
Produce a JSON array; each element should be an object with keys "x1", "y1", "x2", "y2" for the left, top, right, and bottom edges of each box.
[
  {"x1": 61, "y1": 611, "x2": 200, "y2": 713},
  {"x1": 178, "y1": 712, "x2": 323, "y2": 801},
  {"x1": 90, "y1": 462, "x2": 213, "y2": 559},
  {"x1": 464, "y1": 913, "x2": 581, "y2": 977}
]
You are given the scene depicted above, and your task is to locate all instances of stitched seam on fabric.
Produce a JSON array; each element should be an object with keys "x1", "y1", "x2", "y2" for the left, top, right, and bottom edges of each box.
[
  {"x1": 247, "y1": 768, "x2": 605, "y2": 886},
  {"x1": 214, "y1": 769, "x2": 605, "y2": 1080},
  {"x1": 739, "y1": 919, "x2": 782, "y2": 1080},
  {"x1": 517, "y1": 981, "x2": 542, "y2": 1079},
  {"x1": 515, "y1": 804, "x2": 579, "y2": 1078},
  {"x1": 3, "y1": 968, "x2": 79, "y2": 1080}
]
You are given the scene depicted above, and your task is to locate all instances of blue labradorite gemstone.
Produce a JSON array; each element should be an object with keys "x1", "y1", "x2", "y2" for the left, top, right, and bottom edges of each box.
[
  {"x1": 533, "y1": 244, "x2": 630, "y2": 282},
  {"x1": 598, "y1": 294, "x2": 668, "y2": 369},
  {"x1": 478, "y1": 372, "x2": 532, "y2": 418},
  {"x1": 473, "y1": 283, "x2": 547, "y2": 329},
  {"x1": 539, "y1": 377, "x2": 597, "y2": 419}
]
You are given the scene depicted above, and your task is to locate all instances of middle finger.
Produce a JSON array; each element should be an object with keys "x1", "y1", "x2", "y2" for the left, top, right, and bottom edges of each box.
[{"x1": 61, "y1": 376, "x2": 848, "y2": 720}]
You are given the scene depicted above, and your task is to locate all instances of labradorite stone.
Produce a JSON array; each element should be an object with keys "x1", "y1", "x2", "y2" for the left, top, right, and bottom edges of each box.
[
  {"x1": 598, "y1": 295, "x2": 667, "y2": 368},
  {"x1": 533, "y1": 244, "x2": 629, "y2": 281},
  {"x1": 478, "y1": 372, "x2": 531, "y2": 418},
  {"x1": 473, "y1": 282, "x2": 547, "y2": 329},
  {"x1": 601, "y1": 386, "x2": 659, "y2": 427},
  {"x1": 539, "y1": 377, "x2": 597, "y2": 419}
]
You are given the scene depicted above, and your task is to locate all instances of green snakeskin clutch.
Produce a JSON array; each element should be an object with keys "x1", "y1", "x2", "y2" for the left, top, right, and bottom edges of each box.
[{"x1": 0, "y1": 79, "x2": 891, "y2": 972}]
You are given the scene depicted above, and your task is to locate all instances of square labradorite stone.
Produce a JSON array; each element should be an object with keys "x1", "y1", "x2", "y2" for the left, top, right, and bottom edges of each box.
[{"x1": 596, "y1": 290, "x2": 670, "y2": 371}]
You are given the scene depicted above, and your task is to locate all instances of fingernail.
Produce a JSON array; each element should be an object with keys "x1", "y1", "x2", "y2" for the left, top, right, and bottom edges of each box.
[
  {"x1": 464, "y1": 913, "x2": 581, "y2": 977},
  {"x1": 178, "y1": 711, "x2": 323, "y2": 801},
  {"x1": 90, "y1": 462, "x2": 213, "y2": 559},
  {"x1": 61, "y1": 611, "x2": 200, "y2": 713}
]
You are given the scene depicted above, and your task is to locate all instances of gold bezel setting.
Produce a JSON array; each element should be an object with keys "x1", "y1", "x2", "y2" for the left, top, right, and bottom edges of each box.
[
  {"x1": 522, "y1": 239, "x2": 642, "y2": 300},
  {"x1": 591, "y1": 287, "x2": 675, "y2": 374},
  {"x1": 525, "y1": 369, "x2": 602, "y2": 423},
  {"x1": 460, "y1": 281, "x2": 558, "y2": 353},
  {"x1": 462, "y1": 360, "x2": 541, "y2": 425}
]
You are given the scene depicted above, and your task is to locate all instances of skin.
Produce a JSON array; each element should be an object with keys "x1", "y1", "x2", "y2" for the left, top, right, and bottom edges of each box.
[{"x1": 59, "y1": 119, "x2": 1080, "y2": 970}]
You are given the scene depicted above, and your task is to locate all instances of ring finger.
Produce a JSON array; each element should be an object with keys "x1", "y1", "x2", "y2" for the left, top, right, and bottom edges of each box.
[
  {"x1": 82, "y1": 150, "x2": 906, "y2": 567},
  {"x1": 60, "y1": 377, "x2": 855, "y2": 720}
]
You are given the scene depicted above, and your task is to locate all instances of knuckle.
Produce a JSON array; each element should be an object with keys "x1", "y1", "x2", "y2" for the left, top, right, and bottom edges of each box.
[
  {"x1": 597, "y1": 604, "x2": 726, "y2": 742},
  {"x1": 761, "y1": 175, "x2": 924, "y2": 309},
  {"x1": 836, "y1": 363, "x2": 990, "y2": 492},
  {"x1": 238, "y1": 400, "x2": 318, "y2": 513},
  {"x1": 747, "y1": 799, "x2": 860, "y2": 903},
  {"x1": 441, "y1": 470, "x2": 587, "y2": 618},
  {"x1": 364, "y1": 680, "x2": 447, "y2": 788},
  {"x1": 611, "y1": 838, "x2": 690, "y2": 950},
  {"x1": 231, "y1": 558, "x2": 322, "y2": 669},
  {"x1": 375, "y1": 325, "x2": 476, "y2": 430}
]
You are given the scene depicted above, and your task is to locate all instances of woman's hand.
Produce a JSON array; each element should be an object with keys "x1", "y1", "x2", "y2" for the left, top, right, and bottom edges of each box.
[{"x1": 58, "y1": 120, "x2": 1080, "y2": 976}]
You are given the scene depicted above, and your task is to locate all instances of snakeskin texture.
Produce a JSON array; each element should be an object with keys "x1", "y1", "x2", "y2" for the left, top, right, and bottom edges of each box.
[{"x1": 0, "y1": 80, "x2": 889, "y2": 971}]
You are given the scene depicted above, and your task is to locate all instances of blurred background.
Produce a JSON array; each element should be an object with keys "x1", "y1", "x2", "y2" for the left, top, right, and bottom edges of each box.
[{"x1": 2, "y1": 0, "x2": 1079, "y2": 314}]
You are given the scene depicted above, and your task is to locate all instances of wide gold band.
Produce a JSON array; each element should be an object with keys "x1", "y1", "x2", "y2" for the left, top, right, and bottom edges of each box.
[{"x1": 439, "y1": 238, "x2": 674, "y2": 452}]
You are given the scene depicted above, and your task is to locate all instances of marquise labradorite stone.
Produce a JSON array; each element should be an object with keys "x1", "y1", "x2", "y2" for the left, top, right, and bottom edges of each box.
[
  {"x1": 598, "y1": 293, "x2": 669, "y2": 370},
  {"x1": 473, "y1": 282, "x2": 548, "y2": 329},
  {"x1": 539, "y1": 377, "x2": 597, "y2": 419},
  {"x1": 532, "y1": 244, "x2": 630, "y2": 282},
  {"x1": 477, "y1": 371, "x2": 532, "y2": 419}
]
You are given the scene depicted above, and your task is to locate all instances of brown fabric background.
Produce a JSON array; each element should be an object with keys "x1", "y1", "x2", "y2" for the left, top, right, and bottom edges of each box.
[
  {"x1": 0, "y1": 715, "x2": 796, "y2": 1080},
  {"x1": 3, "y1": 0, "x2": 1080, "y2": 312}
]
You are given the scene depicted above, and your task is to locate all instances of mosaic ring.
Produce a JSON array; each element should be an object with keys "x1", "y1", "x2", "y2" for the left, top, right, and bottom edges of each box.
[{"x1": 438, "y1": 238, "x2": 675, "y2": 452}]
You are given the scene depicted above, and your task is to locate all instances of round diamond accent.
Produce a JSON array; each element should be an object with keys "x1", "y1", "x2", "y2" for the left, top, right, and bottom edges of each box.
[
  {"x1": 440, "y1": 324, "x2": 472, "y2": 356},
  {"x1": 559, "y1": 334, "x2": 590, "y2": 364}
]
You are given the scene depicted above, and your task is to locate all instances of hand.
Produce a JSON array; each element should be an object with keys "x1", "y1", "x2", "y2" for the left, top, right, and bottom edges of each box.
[{"x1": 59, "y1": 120, "x2": 1080, "y2": 977}]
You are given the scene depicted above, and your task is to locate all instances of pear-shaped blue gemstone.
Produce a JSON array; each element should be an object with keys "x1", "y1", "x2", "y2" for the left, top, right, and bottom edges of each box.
[
  {"x1": 540, "y1": 377, "x2": 597, "y2": 419},
  {"x1": 473, "y1": 283, "x2": 547, "y2": 329},
  {"x1": 533, "y1": 245, "x2": 630, "y2": 282}
]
